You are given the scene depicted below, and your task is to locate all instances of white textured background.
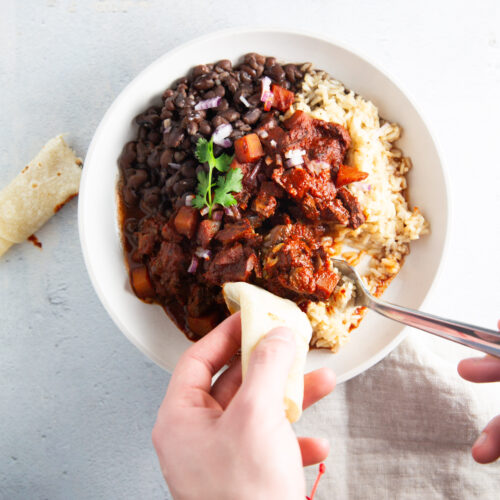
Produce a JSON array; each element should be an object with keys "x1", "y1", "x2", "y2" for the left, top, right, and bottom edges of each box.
[{"x1": 0, "y1": 1, "x2": 499, "y2": 499}]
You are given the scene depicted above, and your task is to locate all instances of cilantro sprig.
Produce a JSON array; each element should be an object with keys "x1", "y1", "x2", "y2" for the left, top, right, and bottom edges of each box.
[{"x1": 192, "y1": 137, "x2": 243, "y2": 217}]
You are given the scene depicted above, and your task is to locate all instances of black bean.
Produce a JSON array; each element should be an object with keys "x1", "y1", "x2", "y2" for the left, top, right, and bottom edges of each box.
[
  {"x1": 147, "y1": 149, "x2": 161, "y2": 168},
  {"x1": 136, "y1": 142, "x2": 149, "y2": 163},
  {"x1": 247, "y1": 93, "x2": 261, "y2": 107},
  {"x1": 192, "y1": 64, "x2": 210, "y2": 77},
  {"x1": 187, "y1": 121, "x2": 199, "y2": 136},
  {"x1": 266, "y1": 64, "x2": 285, "y2": 81},
  {"x1": 225, "y1": 77, "x2": 238, "y2": 94},
  {"x1": 162, "y1": 88, "x2": 174, "y2": 99},
  {"x1": 174, "y1": 150, "x2": 186, "y2": 162},
  {"x1": 217, "y1": 98, "x2": 229, "y2": 112},
  {"x1": 142, "y1": 186, "x2": 161, "y2": 209},
  {"x1": 244, "y1": 53, "x2": 259, "y2": 70},
  {"x1": 265, "y1": 57, "x2": 277, "y2": 68},
  {"x1": 174, "y1": 93, "x2": 186, "y2": 108},
  {"x1": 230, "y1": 129, "x2": 244, "y2": 140},
  {"x1": 166, "y1": 127, "x2": 185, "y2": 148},
  {"x1": 147, "y1": 130, "x2": 162, "y2": 145},
  {"x1": 120, "y1": 141, "x2": 137, "y2": 165},
  {"x1": 243, "y1": 108, "x2": 261, "y2": 125},
  {"x1": 193, "y1": 75, "x2": 215, "y2": 91},
  {"x1": 212, "y1": 115, "x2": 229, "y2": 128},
  {"x1": 127, "y1": 169, "x2": 148, "y2": 189},
  {"x1": 160, "y1": 149, "x2": 173, "y2": 169},
  {"x1": 166, "y1": 172, "x2": 180, "y2": 190},
  {"x1": 216, "y1": 59, "x2": 232, "y2": 72},
  {"x1": 123, "y1": 186, "x2": 138, "y2": 205},
  {"x1": 214, "y1": 85, "x2": 225, "y2": 98},
  {"x1": 240, "y1": 64, "x2": 257, "y2": 78},
  {"x1": 239, "y1": 70, "x2": 253, "y2": 84},
  {"x1": 180, "y1": 164, "x2": 196, "y2": 178},
  {"x1": 199, "y1": 120, "x2": 212, "y2": 136},
  {"x1": 173, "y1": 178, "x2": 195, "y2": 196},
  {"x1": 220, "y1": 108, "x2": 240, "y2": 122},
  {"x1": 165, "y1": 98, "x2": 176, "y2": 111},
  {"x1": 284, "y1": 64, "x2": 298, "y2": 83},
  {"x1": 138, "y1": 126, "x2": 148, "y2": 140}
]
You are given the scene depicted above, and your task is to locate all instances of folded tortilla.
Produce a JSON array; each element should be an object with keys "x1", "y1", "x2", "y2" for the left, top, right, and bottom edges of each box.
[
  {"x1": 223, "y1": 282, "x2": 312, "y2": 423},
  {"x1": 0, "y1": 135, "x2": 82, "y2": 257}
]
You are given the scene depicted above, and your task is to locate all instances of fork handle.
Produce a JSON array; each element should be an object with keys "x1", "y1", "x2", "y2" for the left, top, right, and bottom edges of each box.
[{"x1": 369, "y1": 298, "x2": 500, "y2": 357}]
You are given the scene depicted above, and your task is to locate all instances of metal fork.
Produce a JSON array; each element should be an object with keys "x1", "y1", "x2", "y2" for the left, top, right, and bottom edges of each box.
[{"x1": 331, "y1": 259, "x2": 500, "y2": 357}]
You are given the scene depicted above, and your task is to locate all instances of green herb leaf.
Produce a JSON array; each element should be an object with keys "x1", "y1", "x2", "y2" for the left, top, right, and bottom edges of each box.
[
  {"x1": 214, "y1": 153, "x2": 233, "y2": 173},
  {"x1": 195, "y1": 137, "x2": 211, "y2": 164},
  {"x1": 193, "y1": 136, "x2": 241, "y2": 216},
  {"x1": 213, "y1": 167, "x2": 243, "y2": 207}
]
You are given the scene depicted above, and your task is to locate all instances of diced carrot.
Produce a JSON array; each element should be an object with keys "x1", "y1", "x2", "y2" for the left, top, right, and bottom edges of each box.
[
  {"x1": 234, "y1": 133, "x2": 265, "y2": 163},
  {"x1": 335, "y1": 164, "x2": 369, "y2": 187},
  {"x1": 271, "y1": 84, "x2": 295, "y2": 112},
  {"x1": 131, "y1": 266, "x2": 155, "y2": 299},
  {"x1": 187, "y1": 311, "x2": 220, "y2": 337},
  {"x1": 174, "y1": 206, "x2": 200, "y2": 238}
]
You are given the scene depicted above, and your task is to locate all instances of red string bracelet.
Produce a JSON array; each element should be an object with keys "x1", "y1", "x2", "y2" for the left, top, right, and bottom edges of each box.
[{"x1": 306, "y1": 462, "x2": 326, "y2": 500}]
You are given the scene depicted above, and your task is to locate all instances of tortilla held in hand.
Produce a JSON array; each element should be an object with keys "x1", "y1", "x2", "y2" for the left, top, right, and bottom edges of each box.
[
  {"x1": 223, "y1": 282, "x2": 312, "y2": 423},
  {"x1": 0, "y1": 135, "x2": 82, "y2": 257}
]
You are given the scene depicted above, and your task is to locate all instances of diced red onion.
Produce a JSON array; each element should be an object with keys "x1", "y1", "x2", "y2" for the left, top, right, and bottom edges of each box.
[
  {"x1": 185, "y1": 194, "x2": 195, "y2": 206},
  {"x1": 257, "y1": 129, "x2": 268, "y2": 139},
  {"x1": 284, "y1": 149, "x2": 306, "y2": 159},
  {"x1": 163, "y1": 118, "x2": 172, "y2": 132},
  {"x1": 247, "y1": 160, "x2": 262, "y2": 184},
  {"x1": 194, "y1": 96, "x2": 222, "y2": 111},
  {"x1": 195, "y1": 247, "x2": 212, "y2": 260},
  {"x1": 261, "y1": 76, "x2": 271, "y2": 98},
  {"x1": 307, "y1": 160, "x2": 330, "y2": 175},
  {"x1": 224, "y1": 206, "x2": 241, "y2": 219},
  {"x1": 285, "y1": 156, "x2": 305, "y2": 168},
  {"x1": 275, "y1": 154, "x2": 283, "y2": 167},
  {"x1": 270, "y1": 139, "x2": 277, "y2": 148},
  {"x1": 212, "y1": 210, "x2": 223, "y2": 221},
  {"x1": 200, "y1": 206, "x2": 209, "y2": 216},
  {"x1": 168, "y1": 162, "x2": 181, "y2": 170},
  {"x1": 357, "y1": 183, "x2": 372, "y2": 192},
  {"x1": 187, "y1": 256, "x2": 199, "y2": 273},
  {"x1": 239, "y1": 95, "x2": 251, "y2": 108},
  {"x1": 212, "y1": 123, "x2": 233, "y2": 147}
]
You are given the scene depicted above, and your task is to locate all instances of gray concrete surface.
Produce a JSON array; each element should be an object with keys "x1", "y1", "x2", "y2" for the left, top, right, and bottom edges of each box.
[{"x1": 1, "y1": 1, "x2": 499, "y2": 499}]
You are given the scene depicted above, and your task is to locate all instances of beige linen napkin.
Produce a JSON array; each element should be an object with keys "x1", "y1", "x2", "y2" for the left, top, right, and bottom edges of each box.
[{"x1": 297, "y1": 332, "x2": 500, "y2": 499}]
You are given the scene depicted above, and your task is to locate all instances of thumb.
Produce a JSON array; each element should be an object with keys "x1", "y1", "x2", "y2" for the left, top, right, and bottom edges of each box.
[{"x1": 239, "y1": 327, "x2": 296, "y2": 413}]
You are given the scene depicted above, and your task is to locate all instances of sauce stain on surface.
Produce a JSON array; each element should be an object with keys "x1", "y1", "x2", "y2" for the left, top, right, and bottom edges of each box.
[{"x1": 27, "y1": 234, "x2": 42, "y2": 249}]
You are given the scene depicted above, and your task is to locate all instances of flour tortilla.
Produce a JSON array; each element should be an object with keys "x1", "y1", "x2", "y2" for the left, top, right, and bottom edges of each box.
[
  {"x1": 0, "y1": 135, "x2": 82, "y2": 256},
  {"x1": 223, "y1": 282, "x2": 312, "y2": 423}
]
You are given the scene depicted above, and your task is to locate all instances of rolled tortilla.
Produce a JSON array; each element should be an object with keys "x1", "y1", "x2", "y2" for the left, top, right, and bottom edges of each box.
[
  {"x1": 223, "y1": 282, "x2": 312, "y2": 423},
  {"x1": 0, "y1": 135, "x2": 82, "y2": 257}
]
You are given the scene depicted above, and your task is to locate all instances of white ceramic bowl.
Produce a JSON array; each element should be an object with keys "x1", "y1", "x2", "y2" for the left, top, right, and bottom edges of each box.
[{"x1": 79, "y1": 28, "x2": 449, "y2": 383}]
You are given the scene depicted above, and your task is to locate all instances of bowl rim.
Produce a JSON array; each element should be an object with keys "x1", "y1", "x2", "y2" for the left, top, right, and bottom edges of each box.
[{"x1": 78, "y1": 27, "x2": 451, "y2": 382}]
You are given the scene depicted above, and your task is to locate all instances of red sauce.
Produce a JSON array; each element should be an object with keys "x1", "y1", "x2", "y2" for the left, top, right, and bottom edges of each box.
[{"x1": 27, "y1": 234, "x2": 42, "y2": 249}]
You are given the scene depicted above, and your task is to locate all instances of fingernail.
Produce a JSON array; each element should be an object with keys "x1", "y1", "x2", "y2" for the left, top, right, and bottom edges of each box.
[
  {"x1": 474, "y1": 432, "x2": 488, "y2": 448},
  {"x1": 265, "y1": 327, "x2": 294, "y2": 343}
]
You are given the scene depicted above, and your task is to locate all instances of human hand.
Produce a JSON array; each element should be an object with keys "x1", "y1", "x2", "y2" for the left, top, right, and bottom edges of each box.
[
  {"x1": 457, "y1": 320, "x2": 500, "y2": 464},
  {"x1": 152, "y1": 312, "x2": 336, "y2": 500}
]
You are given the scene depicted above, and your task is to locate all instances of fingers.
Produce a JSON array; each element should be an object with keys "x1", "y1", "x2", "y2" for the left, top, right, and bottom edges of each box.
[
  {"x1": 298, "y1": 437, "x2": 330, "y2": 466},
  {"x1": 236, "y1": 327, "x2": 295, "y2": 413},
  {"x1": 457, "y1": 355, "x2": 500, "y2": 383},
  {"x1": 168, "y1": 312, "x2": 242, "y2": 399},
  {"x1": 472, "y1": 414, "x2": 500, "y2": 464},
  {"x1": 210, "y1": 358, "x2": 242, "y2": 409},
  {"x1": 303, "y1": 368, "x2": 336, "y2": 410}
]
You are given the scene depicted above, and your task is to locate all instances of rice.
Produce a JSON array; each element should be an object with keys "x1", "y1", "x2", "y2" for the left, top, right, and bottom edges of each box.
[{"x1": 288, "y1": 70, "x2": 428, "y2": 352}]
